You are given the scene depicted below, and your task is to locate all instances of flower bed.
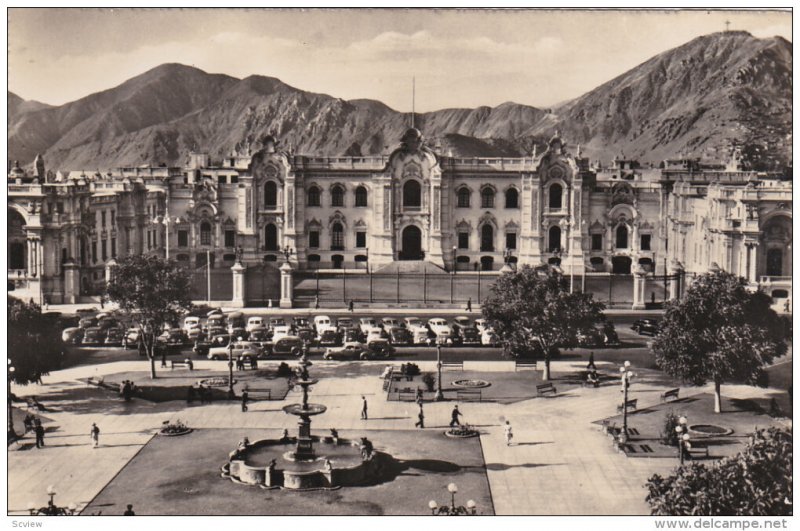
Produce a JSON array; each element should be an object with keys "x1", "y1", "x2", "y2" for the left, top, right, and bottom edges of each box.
[
  {"x1": 160, "y1": 419, "x2": 192, "y2": 437},
  {"x1": 444, "y1": 424, "x2": 480, "y2": 438}
]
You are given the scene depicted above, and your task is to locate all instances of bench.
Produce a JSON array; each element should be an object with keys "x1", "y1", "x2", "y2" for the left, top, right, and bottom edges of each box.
[
  {"x1": 170, "y1": 360, "x2": 194, "y2": 370},
  {"x1": 246, "y1": 388, "x2": 272, "y2": 401},
  {"x1": 660, "y1": 388, "x2": 680, "y2": 402},
  {"x1": 397, "y1": 388, "x2": 417, "y2": 402},
  {"x1": 456, "y1": 389, "x2": 482, "y2": 402},
  {"x1": 536, "y1": 382, "x2": 557, "y2": 396},
  {"x1": 515, "y1": 361, "x2": 538, "y2": 371},
  {"x1": 616, "y1": 399, "x2": 638, "y2": 413},
  {"x1": 441, "y1": 362, "x2": 463, "y2": 371},
  {"x1": 382, "y1": 379, "x2": 391, "y2": 392},
  {"x1": 686, "y1": 443, "x2": 710, "y2": 458}
]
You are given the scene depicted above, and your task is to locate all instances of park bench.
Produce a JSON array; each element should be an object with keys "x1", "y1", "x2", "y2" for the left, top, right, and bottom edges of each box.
[
  {"x1": 660, "y1": 388, "x2": 680, "y2": 402},
  {"x1": 616, "y1": 399, "x2": 638, "y2": 413},
  {"x1": 515, "y1": 361, "x2": 538, "y2": 371},
  {"x1": 456, "y1": 389, "x2": 482, "y2": 402},
  {"x1": 246, "y1": 388, "x2": 272, "y2": 401},
  {"x1": 382, "y1": 379, "x2": 391, "y2": 392},
  {"x1": 397, "y1": 388, "x2": 417, "y2": 402},
  {"x1": 170, "y1": 360, "x2": 194, "y2": 370},
  {"x1": 441, "y1": 361, "x2": 463, "y2": 371},
  {"x1": 686, "y1": 443, "x2": 710, "y2": 458},
  {"x1": 536, "y1": 382, "x2": 557, "y2": 396}
]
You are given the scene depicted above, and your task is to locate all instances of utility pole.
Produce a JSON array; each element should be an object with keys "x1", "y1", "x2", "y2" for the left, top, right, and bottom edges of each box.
[{"x1": 207, "y1": 250, "x2": 211, "y2": 302}]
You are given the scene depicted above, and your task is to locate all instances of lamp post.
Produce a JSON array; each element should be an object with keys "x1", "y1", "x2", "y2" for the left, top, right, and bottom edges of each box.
[
  {"x1": 365, "y1": 247, "x2": 369, "y2": 273},
  {"x1": 227, "y1": 337, "x2": 235, "y2": 399},
  {"x1": 435, "y1": 345, "x2": 444, "y2": 401},
  {"x1": 8, "y1": 359, "x2": 17, "y2": 439},
  {"x1": 619, "y1": 361, "x2": 634, "y2": 443},
  {"x1": 428, "y1": 482, "x2": 477, "y2": 515},
  {"x1": 206, "y1": 249, "x2": 211, "y2": 302},
  {"x1": 153, "y1": 215, "x2": 176, "y2": 260},
  {"x1": 27, "y1": 485, "x2": 77, "y2": 516},
  {"x1": 675, "y1": 416, "x2": 691, "y2": 464},
  {"x1": 452, "y1": 246, "x2": 457, "y2": 274},
  {"x1": 282, "y1": 245, "x2": 294, "y2": 264}
]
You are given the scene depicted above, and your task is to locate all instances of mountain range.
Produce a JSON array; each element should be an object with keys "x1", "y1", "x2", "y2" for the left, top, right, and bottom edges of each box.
[{"x1": 7, "y1": 31, "x2": 792, "y2": 172}]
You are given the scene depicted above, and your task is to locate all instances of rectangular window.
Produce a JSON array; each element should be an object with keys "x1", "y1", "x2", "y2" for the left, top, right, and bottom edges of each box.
[
  {"x1": 225, "y1": 230, "x2": 236, "y2": 248},
  {"x1": 218, "y1": 175, "x2": 227, "y2": 184},
  {"x1": 57, "y1": 202, "x2": 64, "y2": 214},
  {"x1": 458, "y1": 232, "x2": 469, "y2": 250},
  {"x1": 356, "y1": 231, "x2": 367, "y2": 248},
  {"x1": 332, "y1": 230, "x2": 344, "y2": 250},
  {"x1": 110, "y1": 210, "x2": 115, "y2": 226},
  {"x1": 91, "y1": 241, "x2": 97, "y2": 263},
  {"x1": 640, "y1": 234, "x2": 651, "y2": 251},
  {"x1": 101, "y1": 240, "x2": 108, "y2": 261},
  {"x1": 111, "y1": 238, "x2": 116, "y2": 258},
  {"x1": 101, "y1": 211, "x2": 106, "y2": 228},
  {"x1": 506, "y1": 233, "x2": 517, "y2": 250},
  {"x1": 309, "y1": 231, "x2": 320, "y2": 249},
  {"x1": 231, "y1": 175, "x2": 238, "y2": 184},
  {"x1": 591, "y1": 234, "x2": 603, "y2": 251},
  {"x1": 147, "y1": 231, "x2": 152, "y2": 249},
  {"x1": 178, "y1": 230, "x2": 189, "y2": 247}
]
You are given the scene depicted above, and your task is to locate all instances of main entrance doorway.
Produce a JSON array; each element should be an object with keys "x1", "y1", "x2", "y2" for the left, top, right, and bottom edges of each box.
[
  {"x1": 612, "y1": 256, "x2": 632, "y2": 274},
  {"x1": 400, "y1": 226, "x2": 423, "y2": 260}
]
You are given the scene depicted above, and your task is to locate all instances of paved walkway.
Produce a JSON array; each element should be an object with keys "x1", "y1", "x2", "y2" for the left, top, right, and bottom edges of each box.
[{"x1": 6, "y1": 358, "x2": 772, "y2": 515}]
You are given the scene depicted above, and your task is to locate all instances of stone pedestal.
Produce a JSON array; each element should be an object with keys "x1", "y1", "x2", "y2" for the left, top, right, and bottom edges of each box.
[
  {"x1": 280, "y1": 261, "x2": 293, "y2": 308},
  {"x1": 632, "y1": 265, "x2": 647, "y2": 310},
  {"x1": 63, "y1": 262, "x2": 80, "y2": 304},
  {"x1": 231, "y1": 262, "x2": 246, "y2": 307}
]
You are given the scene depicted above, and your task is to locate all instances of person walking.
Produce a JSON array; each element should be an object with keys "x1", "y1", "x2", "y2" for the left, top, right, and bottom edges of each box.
[
  {"x1": 123, "y1": 504, "x2": 135, "y2": 516},
  {"x1": 360, "y1": 396, "x2": 368, "y2": 420},
  {"x1": 90, "y1": 423, "x2": 100, "y2": 448},
  {"x1": 466, "y1": 298, "x2": 472, "y2": 312},
  {"x1": 415, "y1": 404, "x2": 425, "y2": 429},
  {"x1": 34, "y1": 419, "x2": 45, "y2": 448},
  {"x1": 449, "y1": 405, "x2": 462, "y2": 427},
  {"x1": 586, "y1": 351, "x2": 596, "y2": 371},
  {"x1": 241, "y1": 390, "x2": 249, "y2": 412},
  {"x1": 348, "y1": 300, "x2": 354, "y2": 313},
  {"x1": 503, "y1": 420, "x2": 513, "y2": 446}
]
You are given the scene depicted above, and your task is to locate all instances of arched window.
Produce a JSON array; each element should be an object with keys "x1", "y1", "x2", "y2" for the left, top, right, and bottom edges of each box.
[
  {"x1": 403, "y1": 180, "x2": 421, "y2": 208},
  {"x1": 307, "y1": 186, "x2": 321, "y2": 207},
  {"x1": 505, "y1": 188, "x2": 519, "y2": 208},
  {"x1": 331, "y1": 223, "x2": 344, "y2": 250},
  {"x1": 767, "y1": 248, "x2": 783, "y2": 276},
  {"x1": 200, "y1": 222, "x2": 212, "y2": 246},
  {"x1": 264, "y1": 181, "x2": 277, "y2": 208},
  {"x1": 615, "y1": 225, "x2": 629, "y2": 249},
  {"x1": 264, "y1": 223, "x2": 278, "y2": 251},
  {"x1": 457, "y1": 187, "x2": 471, "y2": 208},
  {"x1": 549, "y1": 183, "x2": 563, "y2": 209},
  {"x1": 548, "y1": 225, "x2": 561, "y2": 252},
  {"x1": 480, "y1": 224, "x2": 494, "y2": 252},
  {"x1": 354, "y1": 186, "x2": 368, "y2": 207},
  {"x1": 481, "y1": 187, "x2": 495, "y2": 208},
  {"x1": 331, "y1": 185, "x2": 345, "y2": 207}
]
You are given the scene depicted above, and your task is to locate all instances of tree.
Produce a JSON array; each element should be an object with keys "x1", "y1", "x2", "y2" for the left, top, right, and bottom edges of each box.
[
  {"x1": 105, "y1": 255, "x2": 193, "y2": 378},
  {"x1": 652, "y1": 269, "x2": 786, "y2": 413},
  {"x1": 646, "y1": 426, "x2": 792, "y2": 516},
  {"x1": 8, "y1": 296, "x2": 63, "y2": 385},
  {"x1": 481, "y1": 265, "x2": 605, "y2": 380}
]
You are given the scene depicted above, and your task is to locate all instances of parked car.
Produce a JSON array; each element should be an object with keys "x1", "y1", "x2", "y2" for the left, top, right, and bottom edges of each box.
[
  {"x1": 388, "y1": 326, "x2": 413, "y2": 346},
  {"x1": 638, "y1": 319, "x2": 661, "y2": 336},
  {"x1": 269, "y1": 317, "x2": 287, "y2": 329},
  {"x1": 161, "y1": 328, "x2": 188, "y2": 349},
  {"x1": 428, "y1": 318, "x2": 454, "y2": 343},
  {"x1": 480, "y1": 328, "x2": 498, "y2": 346},
  {"x1": 79, "y1": 316, "x2": 98, "y2": 329},
  {"x1": 381, "y1": 317, "x2": 402, "y2": 329},
  {"x1": 313, "y1": 315, "x2": 332, "y2": 331},
  {"x1": 318, "y1": 328, "x2": 342, "y2": 346},
  {"x1": 229, "y1": 327, "x2": 249, "y2": 341},
  {"x1": 125, "y1": 327, "x2": 141, "y2": 346},
  {"x1": 343, "y1": 328, "x2": 363, "y2": 343},
  {"x1": 62, "y1": 327, "x2": 84, "y2": 344},
  {"x1": 208, "y1": 340, "x2": 263, "y2": 361},
  {"x1": 206, "y1": 314, "x2": 226, "y2": 331},
  {"x1": 403, "y1": 317, "x2": 425, "y2": 331},
  {"x1": 187, "y1": 327, "x2": 205, "y2": 341},
  {"x1": 104, "y1": 327, "x2": 125, "y2": 346},
  {"x1": 97, "y1": 316, "x2": 120, "y2": 330},
  {"x1": 323, "y1": 341, "x2": 368, "y2": 360},
  {"x1": 82, "y1": 326, "x2": 107, "y2": 346},
  {"x1": 364, "y1": 339, "x2": 395, "y2": 359},
  {"x1": 248, "y1": 326, "x2": 270, "y2": 343},
  {"x1": 603, "y1": 323, "x2": 621, "y2": 346},
  {"x1": 577, "y1": 327, "x2": 604, "y2": 347},
  {"x1": 359, "y1": 317, "x2": 378, "y2": 334},
  {"x1": 412, "y1": 327, "x2": 433, "y2": 345},
  {"x1": 272, "y1": 325, "x2": 292, "y2": 342},
  {"x1": 474, "y1": 319, "x2": 490, "y2": 333},
  {"x1": 246, "y1": 316, "x2": 265, "y2": 333},
  {"x1": 207, "y1": 326, "x2": 227, "y2": 339},
  {"x1": 270, "y1": 336, "x2": 304, "y2": 356},
  {"x1": 452, "y1": 316, "x2": 472, "y2": 333},
  {"x1": 366, "y1": 327, "x2": 389, "y2": 343},
  {"x1": 460, "y1": 326, "x2": 482, "y2": 346},
  {"x1": 293, "y1": 317, "x2": 311, "y2": 329},
  {"x1": 193, "y1": 337, "x2": 213, "y2": 357},
  {"x1": 183, "y1": 316, "x2": 201, "y2": 334},
  {"x1": 296, "y1": 326, "x2": 317, "y2": 345},
  {"x1": 335, "y1": 317, "x2": 354, "y2": 330}
]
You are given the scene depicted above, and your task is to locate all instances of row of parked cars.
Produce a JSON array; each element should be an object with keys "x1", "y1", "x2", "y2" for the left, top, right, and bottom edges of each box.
[{"x1": 630, "y1": 318, "x2": 660, "y2": 336}]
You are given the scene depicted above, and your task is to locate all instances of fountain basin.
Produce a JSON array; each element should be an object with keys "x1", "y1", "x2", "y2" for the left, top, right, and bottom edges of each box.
[{"x1": 283, "y1": 403, "x2": 328, "y2": 416}]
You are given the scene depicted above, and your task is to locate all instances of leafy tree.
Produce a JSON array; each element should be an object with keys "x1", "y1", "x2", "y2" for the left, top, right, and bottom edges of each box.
[
  {"x1": 8, "y1": 296, "x2": 63, "y2": 385},
  {"x1": 652, "y1": 269, "x2": 786, "y2": 413},
  {"x1": 481, "y1": 265, "x2": 605, "y2": 380},
  {"x1": 646, "y1": 426, "x2": 792, "y2": 516},
  {"x1": 105, "y1": 255, "x2": 193, "y2": 378}
]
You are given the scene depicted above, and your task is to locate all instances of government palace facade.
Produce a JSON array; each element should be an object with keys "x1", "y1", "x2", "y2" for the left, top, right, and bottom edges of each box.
[{"x1": 7, "y1": 128, "x2": 792, "y2": 308}]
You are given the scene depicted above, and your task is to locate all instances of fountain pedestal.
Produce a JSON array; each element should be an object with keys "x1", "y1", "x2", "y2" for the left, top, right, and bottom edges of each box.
[{"x1": 293, "y1": 415, "x2": 315, "y2": 461}]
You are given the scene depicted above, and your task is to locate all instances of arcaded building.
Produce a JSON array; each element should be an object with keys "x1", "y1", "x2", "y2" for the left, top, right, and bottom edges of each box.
[{"x1": 7, "y1": 129, "x2": 792, "y2": 307}]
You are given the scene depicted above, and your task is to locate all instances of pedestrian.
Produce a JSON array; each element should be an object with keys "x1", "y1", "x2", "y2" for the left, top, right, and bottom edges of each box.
[
  {"x1": 123, "y1": 504, "x2": 135, "y2": 516},
  {"x1": 90, "y1": 423, "x2": 100, "y2": 448},
  {"x1": 415, "y1": 388, "x2": 423, "y2": 405},
  {"x1": 360, "y1": 396, "x2": 368, "y2": 420},
  {"x1": 236, "y1": 356, "x2": 244, "y2": 371},
  {"x1": 241, "y1": 390, "x2": 249, "y2": 412},
  {"x1": 415, "y1": 404, "x2": 425, "y2": 429},
  {"x1": 466, "y1": 297, "x2": 472, "y2": 312},
  {"x1": 586, "y1": 351, "x2": 596, "y2": 371},
  {"x1": 23, "y1": 414, "x2": 34, "y2": 433},
  {"x1": 449, "y1": 405, "x2": 462, "y2": 427},
  {"x1": 651, "y1": 292, "x2": 656, "y2": 305},
  {"x1": 34, "y1": 419, "x2": 45, "y2": 448},
  {"x1": 314, "y1": 295, "x2": 320, "y2": 309},
  {"x1": 348, "y1": 300, "x2": 354, "y2": 313},
  {"x1": 503, "y1": 420, "x2": 513, "y2": 446}
]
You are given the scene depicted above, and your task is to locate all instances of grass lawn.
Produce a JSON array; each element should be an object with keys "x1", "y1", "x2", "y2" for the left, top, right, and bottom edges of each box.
[{"x1": 81, "y1": 428, "x2": 495, "y2": 516}]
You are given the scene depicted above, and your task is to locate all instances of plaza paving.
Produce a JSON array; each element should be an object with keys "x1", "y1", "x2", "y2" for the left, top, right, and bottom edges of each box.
[{"x1": 7, "y1": 357, "x2": 791, "y2": 516}]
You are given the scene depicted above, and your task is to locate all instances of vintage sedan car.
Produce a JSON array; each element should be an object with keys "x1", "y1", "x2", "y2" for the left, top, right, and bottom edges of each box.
[
  {"x1": 365, "y1": 327, "x2": 389, "y2": 343},
  {"x1": 206, "y1": 314, "x2": 226, "y2": 331},
  {"x1": 269, "y1": 317, "x2": 287, "y2": 329},
  {"x1": 208, "y1": 340, "x2": 263, "y2": 361},
  {"x1": 247, "y1": 326, "x2": 270, "y2": 343},
  {"x1": 335, "y1": 317, "x2": 354, "y2": 330},
  {"x1": 638, "y1": 319, "x2": 661, "y2": 336},
  {"x1": 343, "y1": 328, "x2": 363, "y2": 343},
  {"x1": 381, "y1": 317, "x2": 402, "y2": 329},
  {"x1": 82, "y1": 326, "x2": 107, "y2": 346},
  {"x1": 246, "y1": 316, "x2": 265, "y2": 333},
  {"x1": 313, "y1": 315, "x2": 332, "y2": 331},
  {"x1": 452, "y1": 316, "x2": 472, "y2": 333},
  {"x1": 403, "y1": 317, "x2": 425, "y2": 331},
  {"x1": 270, "y1": 336, "x2": 304, "y2": 356},
  {"x1": 61, "y1": 327, "x2": 84, "y2": 345},
  {"x1": 318, "y1": 328, "x2": 342, "y2": 347},
  {"x1": 183, "y1": 316, "x2": 201, "y2": 334},
  {"x1": 364, "y1": 339, "x2": 396, "y2": 359},
  {"x1": 229, "y1": 327, "x2": 249, "y2": 341},
  {"x1": 296, "y1": 326, "x2": 317, "y2": 345},
  {"x1": 186, "y1": 327, "x2": 205, "y2": 342},
  {"x1": 160, "y1": 328, "x2": 188, "y2": 350},
  {"x1": 428, "y1": 318, "x2": 454, "y2": 343},
  {"x1": 273, "y1": 325, "x2": 293, "y2": 342},
  {"x1": 388, "y1": 326, "x2": 413, "y2": 346},
  {"x1": 104, "y1": 327, "x2": 125, "y2": 346},
  {"x1": 412, "y1": 327, "x2": 433, "y2": 345},
  {"x1": 323, "y1": 341, "x2": 368, "y2": 360},
  {"x1": 358, "y1": 317, "x2": 378, "y2": 334},
  {"x1": 577, "y1": 327, "x2": 604, "y2": 347},
  {"x1": 292, "y1": 317, "x2": 311, "y2": 329},
  {"x1": 79, "y1": 316, "x2": 98, "y2": 329},
  {"x1": 474, "y1": 319, "x2": 490, "y2": 333},
  {"x1": 459, "y1": 326, "x2": 482, "y2": 346}
]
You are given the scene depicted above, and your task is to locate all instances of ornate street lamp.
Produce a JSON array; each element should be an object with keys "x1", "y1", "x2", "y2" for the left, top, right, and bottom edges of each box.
[
  {"x1": 452, "y1": 246, "x2": 457, "y2": 274},
  {"x1": 618, "y1": 361, "x2": 635, "y2": 444},
  {"x1": 27, "y1": 486, "x2": 77, "y2": 516},
  {"x1": 428, "y1": 483, "x2": 477, "y2": 515},
  {"x1": 8, "y1": 359, "x2": 17, "y2": 439},
  {"x1": 282, "y1": 246, "x2": 295, "y2": 263},
  {"x1": 435, "y1": 345, "x2": 444, "y2": 401},
  {"x1": 675, "y1": 416, "x2": 691, "y2": 464}
]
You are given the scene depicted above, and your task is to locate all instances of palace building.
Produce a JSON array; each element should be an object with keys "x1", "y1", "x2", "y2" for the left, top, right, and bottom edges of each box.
[{"x1": 7, "y1": 128, "x2": 792, "y2": 308}]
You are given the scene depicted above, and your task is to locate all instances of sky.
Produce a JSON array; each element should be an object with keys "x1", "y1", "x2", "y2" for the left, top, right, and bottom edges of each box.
[{"x1": 8, "y1": 8, "x2": 792, "y2": 112}]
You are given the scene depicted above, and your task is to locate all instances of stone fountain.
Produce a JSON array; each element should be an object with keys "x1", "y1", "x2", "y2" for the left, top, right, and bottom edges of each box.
[{"x1": 281, "y1": 350, "x2": 327, "y2": 461}]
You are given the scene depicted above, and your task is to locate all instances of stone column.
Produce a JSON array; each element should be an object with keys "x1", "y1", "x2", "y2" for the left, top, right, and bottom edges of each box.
[
  {"x1": 231, "y1": 262, "x2": 246, "y2": 307},
  {"x1": 63, "y1": 261, "x2": 80, "y2": 304},
  {"x1": 669, "y1": 260, "x2": 684, "y2": 301},
  {"x1": 631, "y1": 264, "x2": 647, "y2": 310},
  {"x1": 279, "y1": 261, "x2": 293, "y2": 308}
]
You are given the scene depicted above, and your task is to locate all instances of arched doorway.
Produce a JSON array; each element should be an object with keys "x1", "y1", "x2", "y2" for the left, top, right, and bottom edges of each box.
[
  {"x1": 400, "y1": 226, "x2": 423, "y2": 260},
  {"x1": 548, "y1": 226, "x2": 561, "y2": 252},
  {"x1": 612, "y1": 256, "x2": 632, "y2": 274},
  {"x1": 8, "y1": 209, "x2": 26, "y2": 271}
]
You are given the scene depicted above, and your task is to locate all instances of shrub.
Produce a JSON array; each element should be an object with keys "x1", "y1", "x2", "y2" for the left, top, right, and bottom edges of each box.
[
  {"x1": 276, "y1": 362, "x2": 293, "y2": 377},
  {"x1": 660, "y1": 411, "x2": 681, "y2": 447},
  {"x1": 401, "y1": 363, "x2": 421, "y2": 377},
  {"x1": 421, "y1": 373, "x2": 436, "y2": 392}
]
